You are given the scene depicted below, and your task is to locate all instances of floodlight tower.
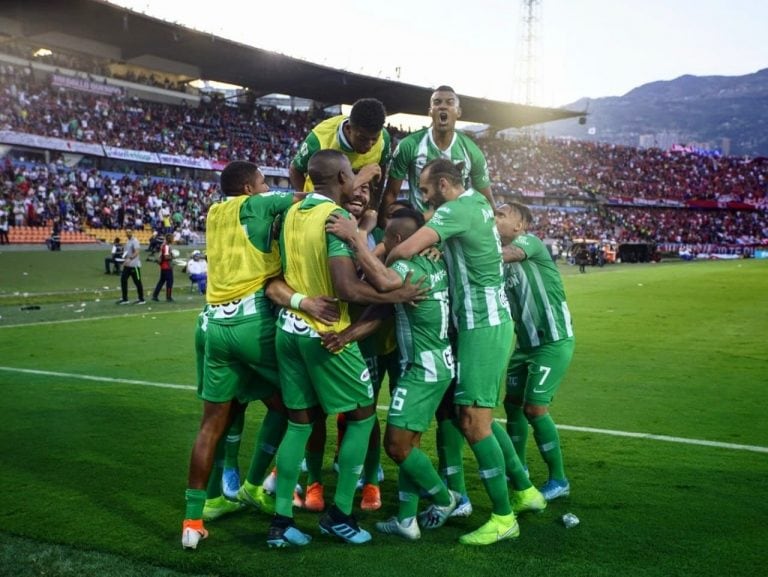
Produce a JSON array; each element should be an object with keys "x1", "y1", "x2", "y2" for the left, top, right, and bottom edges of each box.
[{"x1": 515, "y1": 0, "x2": 542, "y2": 106}]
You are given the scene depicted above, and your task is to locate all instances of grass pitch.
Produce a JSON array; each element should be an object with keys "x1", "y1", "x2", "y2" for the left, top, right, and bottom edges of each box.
[{"x1": 1, "y1": 250, "x2": 766, "y2": 577}]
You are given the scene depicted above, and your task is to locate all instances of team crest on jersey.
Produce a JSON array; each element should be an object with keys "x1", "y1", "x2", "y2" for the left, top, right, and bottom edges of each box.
[
  {"x1": 499, "y1": 286, "x2": 510, "y2": 311},
  {"x1": 360, "y1": 367, "x2": 371, "y2": 382},
  {"x1": 442, "y1": 347, "x2": 455, "y2": 373}
]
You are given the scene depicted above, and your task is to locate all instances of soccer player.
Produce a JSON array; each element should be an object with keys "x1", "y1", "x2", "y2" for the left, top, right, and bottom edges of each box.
[
  {"x1": 182, "y1": 161, "x2": 321, "y2": 550},
  {"x1": 267, "y1": 150, "x2": 422, "y2": 548},
  {"x1": 378, "y1": 86, "x2": 494, "y2": 515},
  {"x1": 378, "y1": 85, "x2": 494, "y2": 220},
  {"x1": 335, "y1": 179, "x2": 392, "y2": 511},
  {"x1": 325, "y1": 207, "x2": 461, "y2": 540},
  {"x1": 288, "y1": 178, "x2": 389, "y2": 513},
  {"x1": 191, "y1": 282, "x2": 339, "y2": 527},
  {"x1": 495, "y1": 202, "x2": 575, "y2": 502},
  {"x1": 385, "y1": 158, "x2": 521, "y2": 546},
  {"x1": 290, "y1": 97, "x2": 391, "y2": 203}
]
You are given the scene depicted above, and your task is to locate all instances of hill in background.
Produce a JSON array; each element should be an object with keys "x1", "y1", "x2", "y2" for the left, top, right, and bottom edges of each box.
[{"x1": 540, "y1": 68, "x2": 768, "y2": 157}]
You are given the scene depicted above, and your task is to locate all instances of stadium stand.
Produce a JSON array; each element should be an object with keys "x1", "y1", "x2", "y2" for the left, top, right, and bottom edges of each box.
[{"x1": 0, "y1": 46, "x2": 765, "y2": 256}]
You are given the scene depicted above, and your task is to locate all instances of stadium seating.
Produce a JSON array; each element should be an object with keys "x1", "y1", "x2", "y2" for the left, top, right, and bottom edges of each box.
[{"x1": 0, "y1": 53, "x2": 765, "y2": 257}]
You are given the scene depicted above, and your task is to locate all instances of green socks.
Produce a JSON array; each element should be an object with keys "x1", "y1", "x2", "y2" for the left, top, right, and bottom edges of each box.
[
  {"x1": 246, "y1": 408, "x2": 287, "y2": 485},
  {"x1": 492, "y1": 420, "x2": 531, "y2": 491},
  {"x1": 274, "y1": 421, "x2": 313, "y2": 517},
  {"x1": 504, "y1": 402, "x2": 529, "y2": 463},
  {"x1": 530, "y1": 413, "x2": 566, "y2": 481},
  {"x1": 184, "y1": 488, "x2": 206, "y2": 520},
  {"x1": 362, "y1": 418, "x2": 382, "y2": 485},
  {"x1": 224, "y1": 409, "x2": 245, "y2": 470},
  {"x1": 436, "y1": 418, "x2": 466, "y2": 495},
  {"x1": 396, "y1": 467, "x2": 419, "y2": 522},
  {"x1": 335, "y1": 414, "x2": 375, "y2": 515},
  {"x1": 469, "y1": 435, "x2": 512, "y2": 516},
  {"x1": 400, "y1": 447, "x2": 452, "y2": 506}
]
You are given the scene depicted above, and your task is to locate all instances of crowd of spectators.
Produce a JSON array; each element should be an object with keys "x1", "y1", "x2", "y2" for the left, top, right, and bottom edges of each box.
[
  {"x1": 0, "y1": 157, "x2": 217, "y2": 241},
  {"x1": 0, "y1": 55, "x2": 766, "y2": 253},
  {"x1": 0, "y1": 61, "x2": 319, "y2": 168},
  {"x1": 482, "y1": 137, "x2": 768, "y2": 204}
]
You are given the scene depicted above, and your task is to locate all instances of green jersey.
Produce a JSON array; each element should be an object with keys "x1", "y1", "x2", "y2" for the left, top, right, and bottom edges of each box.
[
  {"x1": 205, "y1": 192, "x2": 293, "y2": 321},
  {"x1": 276, "y1": 194, "x2": 354, "y2": 338},
  {"x1": 292, "y1": 115, "x2": 391, "y2": 192},
  {"x1": 390, "y1": 255, "x2": 454, "y2": 383},
  {"x1": 503, "y1": 233, "x2": 574, "y2": 349},
  {"x1": 426, "y1": 190, "x2": 511, "y2": 331},
  {"x1": 389, "y1": 128, "x2": 491, "y2": 213}
]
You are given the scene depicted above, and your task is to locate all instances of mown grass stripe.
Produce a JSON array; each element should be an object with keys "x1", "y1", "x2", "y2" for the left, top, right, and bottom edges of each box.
[{"x1": 2, "y1": 365, "x2": 766, "y2": 454}]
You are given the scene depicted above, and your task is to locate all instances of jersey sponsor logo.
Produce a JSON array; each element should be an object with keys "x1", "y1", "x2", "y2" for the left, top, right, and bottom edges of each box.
[
  {"x1": 210, "y1": 299, "x2": 242, "y2": 318},
  {"x1": 481, "y1": 208, "x2": 494, "y2": 222},
  {"x1": 281, "y1": 310, "x2": 315, "y2": 336},
  {"x1": 505, "y1": 267, "x2": 521, "y2": 289},
  {"x1": 429, "y1": 269, "x2": 447, "y2": 286},
  {"x1": 392, "y1": 261, "x2": 410, "y2": 276},
  {"x1": 431, "y1": 207, "x2": 450, "y2": 226}
]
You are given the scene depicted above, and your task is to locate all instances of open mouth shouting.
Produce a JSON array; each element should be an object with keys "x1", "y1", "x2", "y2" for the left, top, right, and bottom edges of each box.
[{"x1": 346, "y1": 199, "x2": 366, "y2": 217}]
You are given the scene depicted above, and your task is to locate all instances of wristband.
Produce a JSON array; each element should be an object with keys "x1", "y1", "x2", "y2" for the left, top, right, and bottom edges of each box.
[{"x1": 290, "y1": 292, "x2": 306, "y2": 310}]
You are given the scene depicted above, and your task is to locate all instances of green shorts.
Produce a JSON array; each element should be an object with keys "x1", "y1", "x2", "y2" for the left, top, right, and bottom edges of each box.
[
  {"x1": 202, "y1": 316, "x2": 280, "y2": 404},
  {"x1": 387, "y1": 371, "x2": 452, "y2": 433},
  {"x1": 194, "y1": 311, "x2": 207, "y2": 398},
  {"x1": 506, "y1": 338, "x2": 574, "y2": 406},
  {"x1": 276, "y1": 329, "x2": 374, "y2": 413},
  {"x1": 455, "y1": 322, "x2": 515, "y2": 408},
  {"x1": 364, "y1": 349, "x2": 401, "y2": 396}
]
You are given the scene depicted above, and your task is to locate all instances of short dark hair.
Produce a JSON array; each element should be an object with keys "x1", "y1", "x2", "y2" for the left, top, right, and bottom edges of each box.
[
  {"x1": 349, "y1": 98, "x2": 387, "y2": 132},
  {"x1": 432, "y1": 85, "x2": 459, "y2": 106},
  {"x1": 422, "y1": 158, "x2": 464, "y2": 188},
  {"x1": 220, "y1": 161, "x2": 258, "y2": 195},
  {"x1": 388, "y1": 199, "x2": 414, "y2": 212},
  {"x1": 390, "y1": 207, "x2": 425, "y2": 228},
  {"x1": 506, "y1": 201, "x2": 533, "y2": 225},
  {"x1": 307, "y1": 149, "x2": 347, "y2": 186},
  {"x1": 387, "y1": 207, "x2": 424, "y2": 240}
]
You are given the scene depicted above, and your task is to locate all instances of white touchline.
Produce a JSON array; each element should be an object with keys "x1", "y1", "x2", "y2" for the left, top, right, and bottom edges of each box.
[
  {"x1": 0, "y1": 307, "x2": 201, "y2": 329},
  {"x1": 0, "y1": 366, "x2": 194, "y2": 391},
  {"x1": 2, "y1": 365, "x2": 767, "y2": 455}
]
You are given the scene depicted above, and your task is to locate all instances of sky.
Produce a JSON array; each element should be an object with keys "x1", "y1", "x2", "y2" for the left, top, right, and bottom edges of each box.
[{"x1": 111, "y1": 0, "x2": 766, "y2": 108}]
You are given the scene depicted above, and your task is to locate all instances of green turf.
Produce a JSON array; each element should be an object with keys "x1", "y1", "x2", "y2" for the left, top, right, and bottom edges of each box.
[{"x1": 1, "y1": 251, "x2": 767, "y2": 577}]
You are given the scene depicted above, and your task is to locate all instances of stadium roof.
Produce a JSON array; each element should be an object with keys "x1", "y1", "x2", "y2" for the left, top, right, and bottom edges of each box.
[{"x1": 2, "y1": 0, "x2": 584, "y2": 129}]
